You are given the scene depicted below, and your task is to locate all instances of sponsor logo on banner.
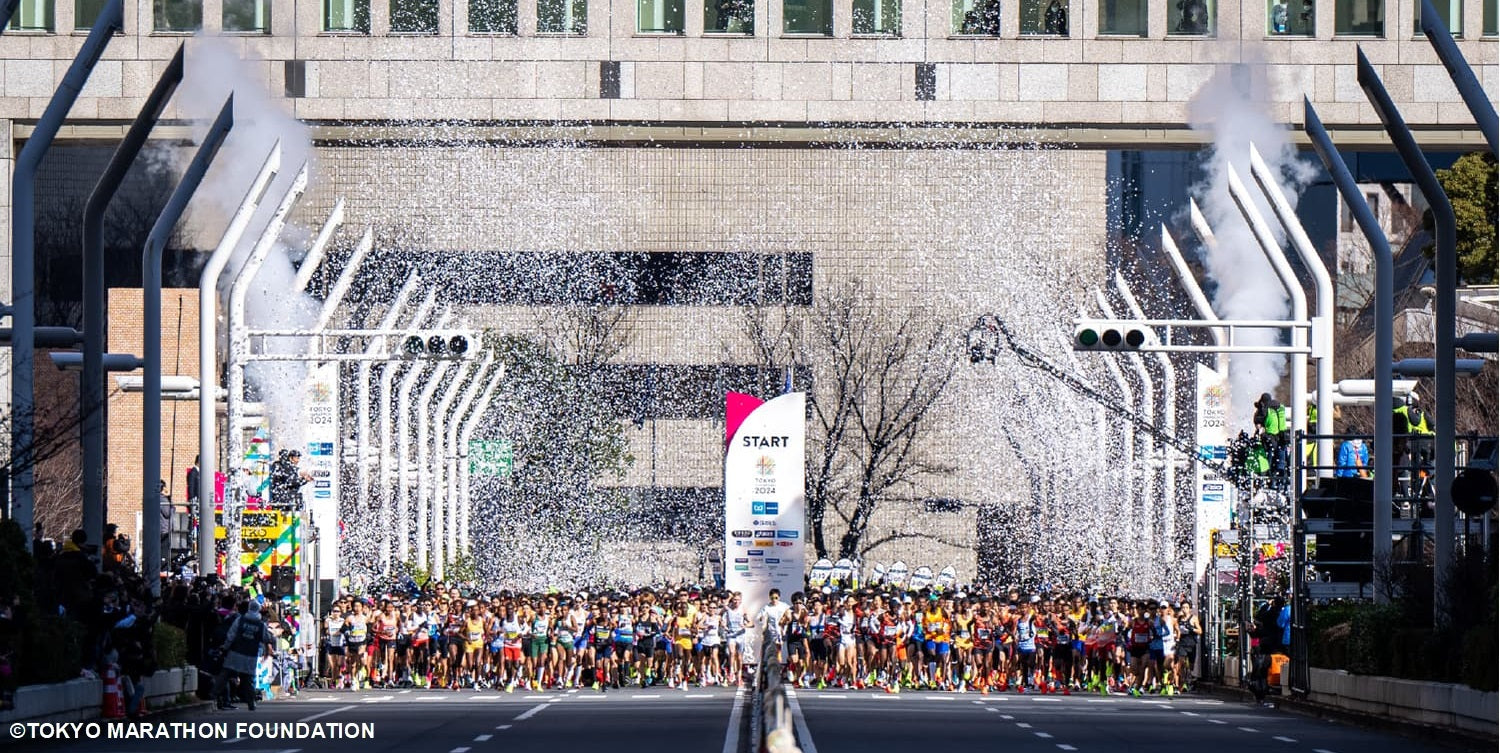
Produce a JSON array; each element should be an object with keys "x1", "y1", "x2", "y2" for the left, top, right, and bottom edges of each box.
[
  {"x1": 734, "y1": 558, "x2": 749, "y2": 564},
  {"x1": 1203, "y1": 494, "x2": 1224, "y2": 502},
  {"x1": 777, "y1": 530, "x2": 798, "y2": 539},
  {"x1": 724, "y1": 392, "x2": 806, "y2": 641},
  {"x1": 753, "y1": 519, "x2": 777, "y2": 526},
  {"x1": 1205, "y1": 483, "x2": 1224, "y2": 491},
  {"x1": 748, "y1": 550, "x2": 764, "y2": 556},
  {"x1": 754, "y1": 540, "x2": 774, "y2": 547},
  {"x1": 751, "y1": 501, "x2": 780, "y2": 515},
  {"x1": 734, "y1": 540, "x2": 749, "y2": 547},
  {"x1": 754, "y1": 530, "x2": 776, "y2": 538},
  {"x1": 766, "y1": 558, "x2": 780, "y2": 564},
  {"x1": 776, "y1": 541, "x2": 793, "y2": 547},
  {"x1": 734, "y1": 565, "x2": 750, "y2": 572},
  {"x1": 755, "y1": 456, "x2": 776, "y2": 476},
  {"x1": 731, "y1": 529, "x2": 752, "y2": 537}
]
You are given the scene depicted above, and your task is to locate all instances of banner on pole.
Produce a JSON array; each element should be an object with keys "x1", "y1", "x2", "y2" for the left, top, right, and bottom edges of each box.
[
  {"x1": 304, "y1": 362, "x2": 339, "y2": 580},
  {"x1": 724, "y1": 391, "x2": 806, "y2": 623},
  {"x1": 1194, "y1": 364, "x2": 1233, "y2": 584}
]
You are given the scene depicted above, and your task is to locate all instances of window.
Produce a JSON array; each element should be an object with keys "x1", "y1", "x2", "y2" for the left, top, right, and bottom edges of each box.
[
  {"x1": 1267, "y1": 0, "x2": 1313, "y2": 34},
  {"x1": 1097, "y1": 0, "x2": 1145, "y2": 35},
  {"x1": 223, "y1": 0, "x2": 271, "y2": 33},
  {"x1": 1334, "y1": 0, "x2": 1383, "y2": 35},
  {"x1": 953, "y1": 0, "x2": 999, "y2": 33},
  {"x1": 704, "y1": 0, "x2": 752, "y2": 33},
  {"x1": 1414, "y1": 0, "x2": 1460, "y2": 34},
  {"x1": 538, "y1": 0, "x2": 587, "y2": 33},
  {"x1": 75, "y1": 0, "x2": 106, "y2": 28},
  {"x1": 390, "y1": 0, "x2": 438, "y2": 32},
  {"x1": 853, "y1": 0, "x2": 900, "y2": 34},
  {"x1": 637, "y1": 0, "x2": 683, "y2": 32},
  {"x1": 154, "y1": 0, "x2": 202, "y2": 32},
  {"x1": 470, "y1": 0, "x2": 518, "y2": 32},
  {"x1": 6, "y1": 0, "x2": 52, "y2": 30},
  {"x1": 1167, "y1": 0, "x2": 1213, "y2": 34},
  {"x1": 783, "y1": 0, "x2": 831, "y2": 34},
  {"x1": 1486, "y1": 0, "x2": 1497, "y2": 34},
  {"x1": 1020, "y1": 0, "x2": 1068, "y2": 33},
  {"x1": 324, "y1": 0, "x2": 370, "y2": 32}
]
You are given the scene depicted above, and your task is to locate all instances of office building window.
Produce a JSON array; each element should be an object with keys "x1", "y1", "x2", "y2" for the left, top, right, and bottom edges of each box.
[
  {"x1": 784, "y1": 0, "x2": 831, "y2": 33},
  {"x1": 1097, "y1": 0, "x2": 1145, "y2": 34},
  {"x1": 853, "y1": 0, "x2": 900, "y2": 34},
  {"x1": 223, "y1": 0, "x2": 271, "y2": 33},
  {"x1": 1334, "y1": 0, "x2": 1383, "y2": 35},
  {"x1": 953, "y1": 0, "x2": 999, "y2": 33},
  {"x1": 6, "y1": 0, "x2": 52, "y2": 30},
  {"x1": 470, "y1": 0, "x2": 518, "y2": 31},
  {"x1": 1486, "y1": 0, "x2": 1497, "y2": 34},
  {"x1": 389, "y1": 0, "x2": 438, "y2": 32},
  {"x1": 637, "y1": 0, "x2": 683, "y2": 32},
  {"x1": 1020, "y1": 0, "x2": 1068, "y2": 33},
  {"x1": 1414, "y1": 0, "x2": 1460, "y2": 34},
  {"x1": 1267, "y1": 0, "x2": 1313, "y2": 34},
  {"x1": 1167, "y1": 0, "x2": 1212, "y2": 34},
  {"x1": 704, "y1": 0, "x2": 752, "y2": 33},
  {"x1": 75, "y1": 0, "x2": 108, "y2": 28},
  {"x1": 539, "y1": 0, "x2": 587, "y2": 33},
  {"x1": 154, "y1": 0, "x2": 201, "y2": 31},
  {"x1": 324, "y1": 0, "x2": 370, "y2": 32}
]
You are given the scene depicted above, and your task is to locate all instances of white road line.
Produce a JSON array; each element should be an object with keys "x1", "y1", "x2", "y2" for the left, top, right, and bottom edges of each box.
[
  {"x1": 1035, "y1": 732, "x2": 1054, "y2": 739},
  {"x1": 985, "y1": 707, "x2": 1000, "y2": 713},
  {"x1": 523, "y1": 695, "x2": 557, "y2": 700},
  {"x1": 686, "y1": 693, "x2": 714, "y2": 698},
  {"x1": 274, "y1": 749, "x2": 301, "y2": 753},
  {"x1": 514, "y1": 702, "x2": 550, "y2": 721},
  {"x1": 926, "y1": 695, "x2": 955, "y2": 701},
  {"x1": 298, "y1": 704, "x2": 357, "y2": 723},
  {"x1": 1000, "y1": 714, "x2": 1015, "y2": 720},
  {"x1": 1208, "y1": 719, "x2": 1227, "y2": 725},
  {"x1": 821, "y1": 694, "x2": 848, "y2": 699},
  {"x1": 1273, "y1": 736, "x2": 1297, "y2": 743},
  {"x1": 451, "y1": 748, "x2": 471, "y2": 753},
  {"x1": 474, "y1": 735, "x2": 492, "y2": 742},
  {"x1": 721, "y1": 688, "x2": 746, "y2": 753},
  {"x1": 1030, "y1": 697, "x2": 1062, "y2": 702},
  {"x1": 786, "y1": 688, "x2": 820, "y2": 753},
  {"x1": 1180, "y1": 711, "x2": 1200, "y2": 717},
  {"x1": 1017, "y1": 722, "x2": 1032, "y2": 729},
  {"x1": 633, "y1": 694, "x2": 661, "y2": 699},
  {"x1": 495, "y1": 724, "x2": 513, "y2": 730},
  {"x1": 1086, "y1": 699, "x2": 1116, "y2": 704},
  {"x1": 221, "y1": 738, "x2": 244, "y2": 745},
  {"x1": 1194, "y1": 700, "x2": 1223, "y2": 705},
  {"x1": 469, "y1": 695, "x2": 503, "y2": 701},
  {"x1": 1057, "y1": 746, "x2": 1077, "y2": 751},
  {"x1": 1238, "y1": 727, "x2": 1259, "y2": 733},
  {"x1": 399, "y1": 689, "x2": 412, "y2": 694},
  {"x1": 1313, "y1": 749, "x2": 1337, "y2": 753}
]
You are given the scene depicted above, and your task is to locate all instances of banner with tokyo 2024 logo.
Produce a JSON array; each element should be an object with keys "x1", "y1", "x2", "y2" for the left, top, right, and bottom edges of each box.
[{"x1": 724, "y1": 391, "x2": 806, "y2": 630}]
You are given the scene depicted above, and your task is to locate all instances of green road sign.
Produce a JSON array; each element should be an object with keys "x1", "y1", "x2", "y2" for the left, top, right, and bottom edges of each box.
[{"x1": 468, "y1": 438, "x2": 513, "y2": 477}]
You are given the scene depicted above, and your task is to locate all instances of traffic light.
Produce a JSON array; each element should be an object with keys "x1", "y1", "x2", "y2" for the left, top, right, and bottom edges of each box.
[
  {"x1": 1073, "y1": 319, "x2": 1151, "y2": 351},
  {"x1": 401, "y1": 331, "x2": 479, "y2": 359}
]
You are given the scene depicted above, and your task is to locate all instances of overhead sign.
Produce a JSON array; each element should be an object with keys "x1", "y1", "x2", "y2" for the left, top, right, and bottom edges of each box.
[
  {"x1": 468, "y1": 438, "x2": 513, "y2": 477},
  {"x1": 724, "y1": 392, "x2": 806, "y2": 623}
]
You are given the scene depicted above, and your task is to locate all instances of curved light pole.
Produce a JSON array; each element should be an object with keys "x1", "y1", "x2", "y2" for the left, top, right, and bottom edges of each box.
[
  {"x1": 358, "y1": 278, "x2": 420, "y2": 572},
  {"x1": 457, "y1": 366, "x2": 508, "y2": 555},
  {"x1": 1248, "y1": 145, "x2": 1335, "y2": 476},
  {"x1": 224, "y1": 164, "x2": 309, "y2": 586},
  {"x1": 143, "y1": 100, "x2": 234, "y2": 593},
  {"x1": 377, "y1": 290, "x2": 438, "y2": 571},
  {"x1": 417, "y1": 360, "x2": 457, "y2": 578},
  {"x1": 444, "y1": 357, "x2": 496, "y2": 561},
  {"x1": 291, "y1": 200, "x2": 345, "y2": 295},
  {"x1": 1116, "y1": 273, "x2": 1179, "y2": 580},
  {"x1": 1160, "y1": 224, "x2": 1227, "y2": 376},
  {"x1": 1096, "y1": 290, "x2": 1157, "y2": 570},
  {"x1": 396, "y1": 309, "x2": 451, "y2": 567},
  {"x1": 1225, "y1": 167, "x2": 1310, "y2": 448},
  {"x1": 433, "y1": 357, "x2": 489, "y2": 569}
]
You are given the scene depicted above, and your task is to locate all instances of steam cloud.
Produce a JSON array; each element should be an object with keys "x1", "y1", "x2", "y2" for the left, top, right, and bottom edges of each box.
[{"x1": 1187, "y1": 62, "x2": 1314, "y2": 425}]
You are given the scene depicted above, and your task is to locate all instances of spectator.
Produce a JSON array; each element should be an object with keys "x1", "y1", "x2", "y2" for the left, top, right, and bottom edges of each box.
[
  {"x1": 1043, "y1": 0, "x2": 1068, "y2": 34},
  {"x1": 110, "y1": 597, "x2": 158, "y2": 718},
  {"x1": 269, "y1": 450, "x2": 312, "y2": 510},
  {"x1": 1336, "y1": 429, "x2": 1371, "y2": 478},
  {"x1": 54, "y1": 529, "x2": 97, "y2": 619}
]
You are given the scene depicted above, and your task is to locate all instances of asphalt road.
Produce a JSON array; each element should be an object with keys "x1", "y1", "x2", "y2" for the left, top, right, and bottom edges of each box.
[{"x1": 7, "y1": 687, "x2": 1483, "y2": 753}]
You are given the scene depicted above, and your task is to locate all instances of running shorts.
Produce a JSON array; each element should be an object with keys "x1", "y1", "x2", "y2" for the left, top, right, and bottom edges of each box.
[
  {"x1": 527, "y1": 639, "x2": 549, "y2": 659},
  {"x1": 1129, "y1": 644, "x2": 1150, "y2": 658},
  {"x1": 924, "y1": 640, "x2": 951, "y2": 657}
]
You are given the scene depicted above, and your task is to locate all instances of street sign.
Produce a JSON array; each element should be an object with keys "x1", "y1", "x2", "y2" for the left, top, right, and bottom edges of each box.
[{"x1": 468, "y1": 438, "x2": 513, "y2": 477}]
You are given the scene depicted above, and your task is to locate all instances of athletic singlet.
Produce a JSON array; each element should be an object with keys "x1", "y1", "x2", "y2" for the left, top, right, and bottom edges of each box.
[
  {"x1": 673, "y1": 615, "x2": 695, "y2": 645},
  {"x1": 555, "y1": 618, "x2": 575, "y2": 644},
  {"x1": 973, "y1": 616, "x2": 993, "y2": 649},
  {"x1": 953, "y1": 615, "x2": 974, "y2": 648},
  {"x1": 376, "y1": 614, "x2": 399, "y2": 641},
  {"x1": 614, "y1": 614, "x2": 635, "y2": 644},
  {"x1": 700, "y1": 616, "x2": 722, "y2": 646},
  {"x1": 532, "y1": 616, "x2": 550, "y2": 641},
  {"x1": 809, "y1": 614, "x2": 826, "y2": 639},
  {"x1": 1130, "y1": 617, "x2": 1152, "y2": 646},
  {"x1": 634, "y1": 619, "x2": 656, "y2": 643},
  {"x1": 823, "y1": 615, "x2": 842, "y2": 642},
  {"x1": 325, "y1": 617, "x2": 346, "y2": 647},
  {"x1": 725, "y1": 609, "x2": 746, "y2": 637},
  {"x1": 785, "y1": 616, "x2": 806, "y2": 641},
  {"x1": 923, "y1": 610, "x2": 950, "y2": 643},
  {"x1": 1015, "y1": 617, "x2": 1037, "y2": 652},
  {"x1": 879, "y1": 615, "x2": 899, "y2": 645},
  {"x1": 346, "y1": 615, "x2": 368, "y2": 644},
  {"x1": 502, "y1": 617, "x2": 523, "y2": 648},
  {"x1": 591, "y1": 620, "x2": 613, "y2": 646},
  {"x1": 837, "y1": 612, "x2": 856, "y2": 644},
  {"x1": 466, "y1": 616, "x2": 485, "y2": 645},
  {"x1": 1153, "y1": 617, "x2": 1176, "y2": 651}
]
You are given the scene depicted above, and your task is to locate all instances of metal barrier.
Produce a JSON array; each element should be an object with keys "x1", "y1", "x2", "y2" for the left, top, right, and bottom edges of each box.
[{"x1": 757, "y1": 626, "x2": 802, "y2": 753}]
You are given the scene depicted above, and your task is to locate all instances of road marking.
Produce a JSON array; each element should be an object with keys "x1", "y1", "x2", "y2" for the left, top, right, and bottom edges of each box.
[
  {"x1": 721, "y1": 687, "x2": 746, "y2": 753},
  {"x1": 1017, "y1": 722, "x2": 1032, "y2": 729},
  {"x1": 786, "y1": 688, "x2": 820, "y2": 753},
  {"x1": 821, "y1": 694, "x2": 848, "y2": 699},
  {"x1": 1035, "y1": 732, "x2": 1054, "y2": 739},
  {"x1": 925, "y1": 695, "x2": 954, "y2": 700},
  {"x1": 1313, "y1": 749, "x2": 1337, "y2": 753},
  {"x1": 399, "y1": 689, "x2": 412, "y2": 694},
  {"x1": 469, "y1": 695, "x2": 504, "y2": 701},
  {"x1": 523, "y1": 695, "x2": 557, "y2": 700},
  {"x1": 1000, "y1": 714, "x2": 1014, "y2": 720},
  {"x1": 1086, "y1": 699, "x2": 1116, "y2": 703},
  {"x1": 1273, "y1": 736, "x2": 1297, "y2": 743},
  {"x1": 1208, "y1": 719, "x2": 1227, "y2": 725},
  {"x1": 1030, "y1": 697, "x2": 1062, "y2": 702},
  {"x1": 972, "y1": 699, "x2": 986, "y2": 704},
  {"x1": 985, "y1": 707, "x2": 999, "y2": 713},
  {"x1": 1057, "y1": 746, "x2": 1077, "y2": 751},
  {"x1": 514, "y1": 703, "x2": 550, "y2": 721},
  {"x1": 1238, "y1": 727, "x2": 1259, "y2": 733},
  {"x1": 495, "y1": 725, "x2": 512, "y2": 730},
  {"x1": 633, "y1": 694, "x2": 662, "y2": 699},
  {"x1": 298, "y1": 704, "x2": 357, "y2": 723},
  {"x1": 451, "y1": 748, "x2": 470, "y2": 753},
  {"x1": 1180, "y1": 711, "x2": 1200, "y2": 717},
  {"x1": 686, "y1": 693, "x2": 714, "y2": 698},
  {"x1": 474, "y1": 735, "x2": 492, "y2": 742}
]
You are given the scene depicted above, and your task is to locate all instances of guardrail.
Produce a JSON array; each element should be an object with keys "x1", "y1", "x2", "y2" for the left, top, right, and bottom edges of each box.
[{"x1": 757, "y1": 626, "x2": 802, "y2": 753}]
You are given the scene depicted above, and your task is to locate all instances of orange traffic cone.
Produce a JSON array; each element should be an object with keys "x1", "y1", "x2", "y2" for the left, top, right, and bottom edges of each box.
[{"x1": 101, "y1": 664, "x2": 125, "y2": 719}]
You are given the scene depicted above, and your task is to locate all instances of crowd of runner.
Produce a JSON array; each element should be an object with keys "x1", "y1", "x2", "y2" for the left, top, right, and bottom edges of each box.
[{"x1": 314, "y1": 585, "x2": 1202, "y2": 696}]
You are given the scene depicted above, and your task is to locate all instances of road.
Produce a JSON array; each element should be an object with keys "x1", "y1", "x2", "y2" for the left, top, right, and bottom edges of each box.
[{"x1": 6, "y1": 687, "x2": 1482, "y2": 753}]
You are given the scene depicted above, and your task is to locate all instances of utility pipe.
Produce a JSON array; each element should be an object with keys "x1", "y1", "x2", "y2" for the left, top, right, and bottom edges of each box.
[
  {"x1": 433, "y1": 357, "x2": 487, "y2": 569},
  {"x1": 1419, "y1": 0, "x2": 1498, "y2": 153},
  {"x1": 143, "y1": 99, "x2": 234, "y2": 595},
  {"x1": 397, "y1": 309, "x2": 452, "y2": 567}
]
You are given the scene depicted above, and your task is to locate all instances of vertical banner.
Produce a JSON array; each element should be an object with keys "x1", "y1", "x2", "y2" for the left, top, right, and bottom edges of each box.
[
  {"x1": 724, "y1": 391, "x2": 806, "y2": 626},
  {"x1": 304, "y1": 362, "x2": 340, "y2": 581},
  {"x1": 1194, "y1": 364, "x2": 1233, "y2": 584}
]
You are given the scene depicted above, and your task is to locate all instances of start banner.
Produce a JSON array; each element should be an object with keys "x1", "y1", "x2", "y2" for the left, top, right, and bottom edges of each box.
[{"x1": 724, "y1": 391, "x2": 806, "y2": 625}]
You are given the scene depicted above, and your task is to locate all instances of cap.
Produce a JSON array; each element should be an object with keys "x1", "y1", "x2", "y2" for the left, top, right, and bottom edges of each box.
[{"x1": 1029, "y1": 595, "x2": 1041, "y2": 603}]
